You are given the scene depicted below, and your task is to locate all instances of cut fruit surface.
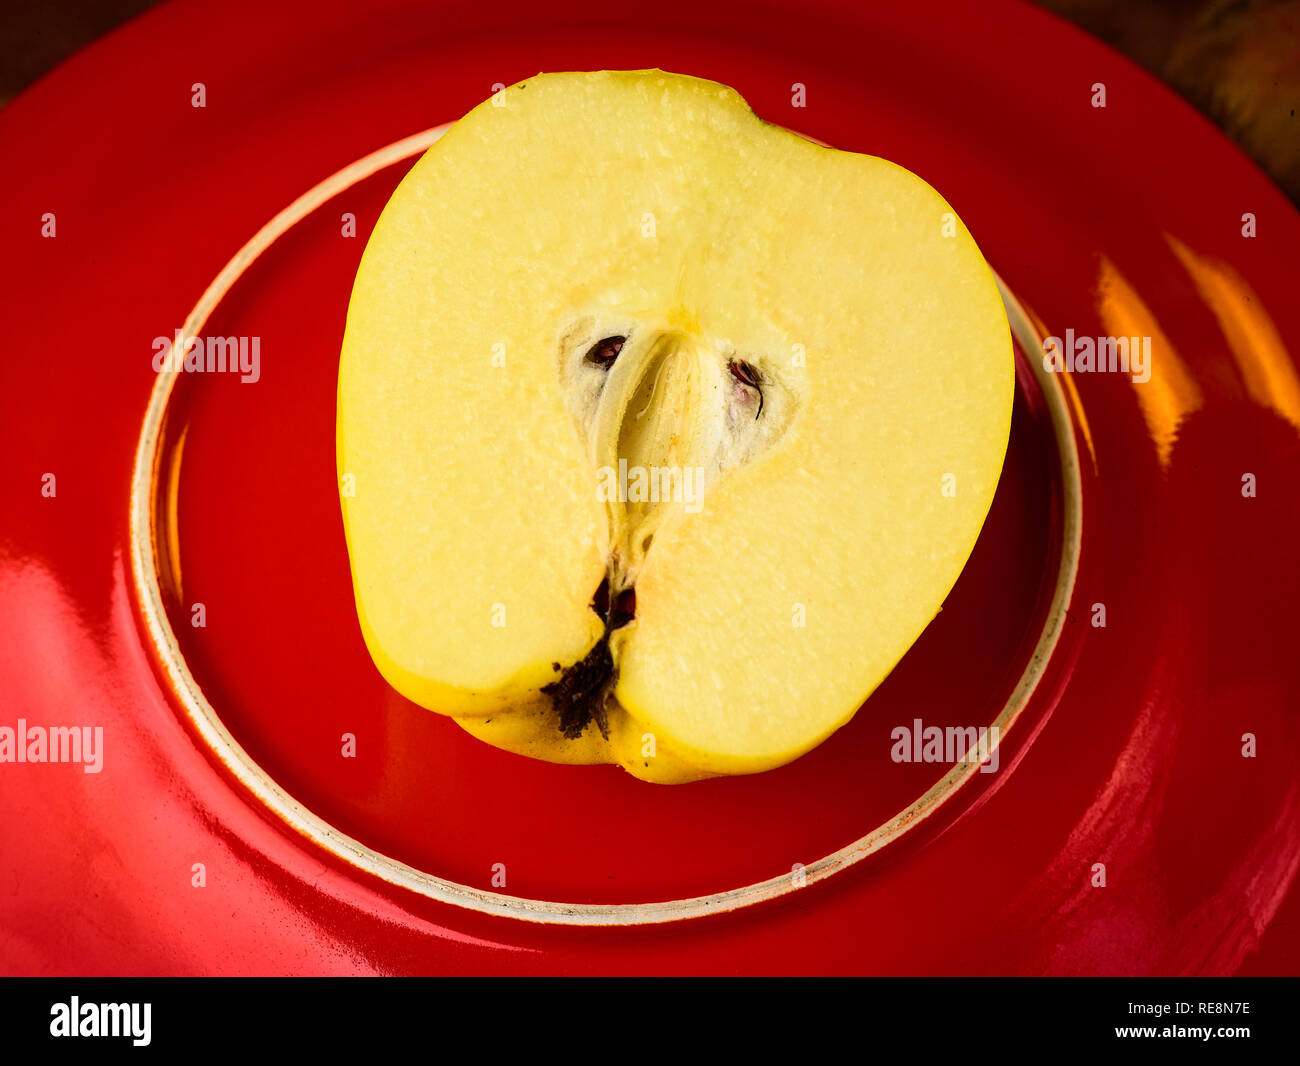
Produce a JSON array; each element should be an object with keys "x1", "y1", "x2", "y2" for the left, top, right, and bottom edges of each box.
[{"x1": 338, "y1": 68, "x2": 1013, "y2": 781}]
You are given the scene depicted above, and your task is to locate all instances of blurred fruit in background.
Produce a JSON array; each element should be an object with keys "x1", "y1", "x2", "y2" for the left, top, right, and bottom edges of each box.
[{"x1": 1039, "y1": 0, "x2": 1299, "y2": 201}]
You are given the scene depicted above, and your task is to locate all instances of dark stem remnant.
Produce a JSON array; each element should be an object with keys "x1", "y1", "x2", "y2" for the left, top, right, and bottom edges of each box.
[
  {"x1": 542, "y1": 580, "x2": 638, "y2": 740},
  {"x1": 590, "y1": 575, "x2": 611, "y2": 620},
  {"x1": 608, "y1": 587, "x2": 636, "y2": 631},
  {"x1": 543, "y1": 637, "x2": 613, "y2": 740}
]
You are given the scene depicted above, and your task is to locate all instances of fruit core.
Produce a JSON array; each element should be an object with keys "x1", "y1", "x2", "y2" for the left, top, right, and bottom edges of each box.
[{"x1": 546, "y1": 316, "x2": 801, "y2": 738}]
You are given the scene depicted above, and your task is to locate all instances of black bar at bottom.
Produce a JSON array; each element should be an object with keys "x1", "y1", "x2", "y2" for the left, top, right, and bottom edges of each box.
[{"x1": 0, "y1": 976, "x2": 1291, "y2": 1054}]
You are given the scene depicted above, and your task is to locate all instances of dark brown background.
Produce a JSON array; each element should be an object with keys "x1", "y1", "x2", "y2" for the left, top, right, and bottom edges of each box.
[{"x1": 1, "y1": 0, "x2": 1296, "y2": 200}]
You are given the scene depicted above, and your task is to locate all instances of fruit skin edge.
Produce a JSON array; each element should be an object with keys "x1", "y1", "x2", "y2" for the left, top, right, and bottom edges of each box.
[{"x1": 453, "y1": 696, "x2": 717, "y2": 784}]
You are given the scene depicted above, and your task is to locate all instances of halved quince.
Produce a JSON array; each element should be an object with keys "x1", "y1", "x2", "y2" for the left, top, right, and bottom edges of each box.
[{"x1": 337, "y1": 69, "x2": 1012, "y2": 783}]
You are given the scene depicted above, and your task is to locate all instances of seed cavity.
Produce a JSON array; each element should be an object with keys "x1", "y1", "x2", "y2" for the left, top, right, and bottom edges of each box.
[{"x1": 585, "y1": 335, "x2": 626, "y2": 369}]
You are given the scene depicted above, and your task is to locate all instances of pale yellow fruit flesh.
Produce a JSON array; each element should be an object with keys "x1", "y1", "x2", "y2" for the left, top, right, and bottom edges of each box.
[{"x1": 337, "y1": 69, "x2": 1012, "y2": 780}]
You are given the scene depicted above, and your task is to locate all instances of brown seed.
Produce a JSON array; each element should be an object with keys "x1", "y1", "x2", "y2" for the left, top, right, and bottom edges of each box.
[
  {"x1": 586, "y1": 335, "x2": 626, "y2": 368},
  {"x1": 729, "y1": 359, "x2": 764, "y2": 417}
]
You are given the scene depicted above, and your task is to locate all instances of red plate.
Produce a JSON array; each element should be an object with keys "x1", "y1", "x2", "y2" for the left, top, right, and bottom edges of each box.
[{"x1": 2, "y1": 0, "x2": 1298, "y2": 973}]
